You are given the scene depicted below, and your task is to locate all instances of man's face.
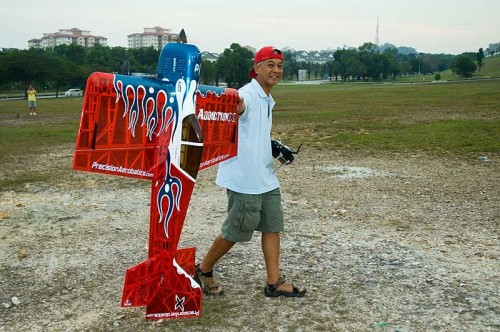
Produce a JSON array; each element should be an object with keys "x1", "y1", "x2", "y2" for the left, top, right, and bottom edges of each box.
[{"x1": 254, "y1": 58, "x2": 283, "y2": 87}]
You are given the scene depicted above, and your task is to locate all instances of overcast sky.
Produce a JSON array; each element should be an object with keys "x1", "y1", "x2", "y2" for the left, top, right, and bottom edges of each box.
[{"x1": 1, "y1": 0, "x2": 498, "y2": 54}]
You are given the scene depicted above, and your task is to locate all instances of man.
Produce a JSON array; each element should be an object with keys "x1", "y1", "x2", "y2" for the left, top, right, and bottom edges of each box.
[
  {"x1": 27, "y1": 85, "x2": 37, "y2": 116},
  {"x1": 194, "y1": 46, "x2": 306, "y2": 298}
]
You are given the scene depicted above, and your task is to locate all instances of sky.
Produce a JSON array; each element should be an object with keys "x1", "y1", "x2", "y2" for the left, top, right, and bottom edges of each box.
[{"x1": 1, "y1": 0, "x2": 499, "y2": 55}]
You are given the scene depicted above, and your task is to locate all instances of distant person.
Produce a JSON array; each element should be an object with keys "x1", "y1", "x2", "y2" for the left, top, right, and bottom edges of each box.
[
  {"x1": 27, "y1": 85, "x2": 37, "y2": 116},
  {"x1": 194, "y1": 46, "x2": 306, "y2": 298}
]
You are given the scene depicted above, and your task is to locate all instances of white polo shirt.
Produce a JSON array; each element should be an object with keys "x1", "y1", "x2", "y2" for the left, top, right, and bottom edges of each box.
[{"x1": 215, "y1": 79, "x2": 279, "y2": 194}]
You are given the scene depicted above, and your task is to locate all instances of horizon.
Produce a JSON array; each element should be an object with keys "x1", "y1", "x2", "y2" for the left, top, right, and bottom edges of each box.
[
  {"x1": 1, "y1": 0, "x2": 499, "y2": 55},
  {"x1": 2, "y1": 30, "x2": 496, "y2": 56}
]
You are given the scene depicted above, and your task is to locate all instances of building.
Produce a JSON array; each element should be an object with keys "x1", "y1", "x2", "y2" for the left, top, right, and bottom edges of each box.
[
  {"x1": 127, "y1": 27, "x2": 179, "y2": 50},
  {"x1": 294, "y1": 50, "x2": 335, "y2": 64},
  {"x1": 28, "y1": 28, "x2": 107, "y2": 49},
  {"x1": 200, "y1": 51, "x2": 219, "y2": 62}
]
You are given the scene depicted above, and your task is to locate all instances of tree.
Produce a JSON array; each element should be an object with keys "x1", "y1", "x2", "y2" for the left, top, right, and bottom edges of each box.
[
  {"x1": 450, "y1": 55, "x2": 477, "y2": 78},
  {"x1": 300, "y1": 61, "x2": 322, "y2": 80},
  {"x1": 345, "y1": 56, "x2": 366, "y2": 80},
  {"x1": 216, "y1": 43, "x2": 253, "y2": 88},
  {"x1": 398, "y1": 60, "x2": 412, "y2": 76},
  {"x1": 0, "y1": 49, "x2": 53, "y2": 87},
  {"x1": 200, "y1": 59, "x2": 216, "y2": 85},
  {"x1": 85, "y1": 44, "x2": 111, "y2": 72},
  {"x1": 45, "y1": 46, "x2": 88, "y2": 91},
  {"x1": 358, "y1": 43, "x2": 375, "y2": 79},
  {"x1": 52, "y1": 44, "x2": 86, "y2": 65},
  {"x1": 380, "y1": 48, "x2": 400, "y2": 79},
  {"x1": 130, "y1": 46, "x2": 160, "y2": 74},
  {"x1": 44, "y1": 55, "x2": 83, "y2": 95},
  {"x1": 476, "y1": 48, "x2": 485, "y2": 72},
  {"x1": 487, "y1": 42, "x2": 500, "y2": 56},
  {"x1": 282, "y1": 50, "x2": 298, "y2": 81},
  {"x1": 333, "y1": 48, "x2": 358, "y2": 81},
  {"x1": 109, "y1": 47, "x2": 130, "y2": 73}
]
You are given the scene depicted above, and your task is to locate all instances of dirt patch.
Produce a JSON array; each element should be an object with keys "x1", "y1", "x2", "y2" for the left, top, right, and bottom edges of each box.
[{"x1": 1, "y1": 147, "x2": 499, "y2": 331}]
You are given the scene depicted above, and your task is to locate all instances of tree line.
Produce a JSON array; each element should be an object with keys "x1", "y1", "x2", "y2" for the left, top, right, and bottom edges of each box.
[
  {"x1": 0, "y1": 44, "x2": 160, "y2": 94},
  {"x1": 0, "y1": 42, "x2": 487, "y2": 93},
  {"x1": 197, "y1": 43, "x2": 484, "y2": 86}
]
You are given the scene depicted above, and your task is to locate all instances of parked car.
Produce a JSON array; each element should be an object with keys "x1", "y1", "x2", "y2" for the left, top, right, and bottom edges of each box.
[{"x1": 64, "y1": 88, "x2": 84, "y2": 97}]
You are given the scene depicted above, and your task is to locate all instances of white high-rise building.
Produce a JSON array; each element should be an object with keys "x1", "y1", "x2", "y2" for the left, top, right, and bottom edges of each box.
[
  {"x1": 127, "y1": 27, "x2": 179, "y2": 50},
  {"x1": 28, "y1": 28, "x2": 107, "y2": 49}
]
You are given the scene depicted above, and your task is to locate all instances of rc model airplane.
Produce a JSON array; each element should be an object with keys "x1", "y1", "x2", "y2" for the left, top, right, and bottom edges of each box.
[{"x1": 73, "y1": 34, "x2": 239, "y2": 319}]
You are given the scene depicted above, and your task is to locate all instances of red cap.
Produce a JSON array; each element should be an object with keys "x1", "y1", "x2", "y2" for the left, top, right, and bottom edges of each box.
[{"x1": 249, "y1": 46, "x2": 283, "y2": 78}]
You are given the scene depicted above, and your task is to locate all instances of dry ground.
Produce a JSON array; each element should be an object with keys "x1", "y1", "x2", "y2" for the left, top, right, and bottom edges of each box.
[{"x1": 0, "y1": 146, "x2": 499, "y2": 331}]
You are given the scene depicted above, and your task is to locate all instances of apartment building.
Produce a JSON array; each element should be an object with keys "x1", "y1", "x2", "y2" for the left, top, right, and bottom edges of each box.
[
  {"x1": 127, "y1": 27, "x2": 179, "y2": 50},
  {"x1": 28, "y1": 28, "x2": 107, "y2": 49}
]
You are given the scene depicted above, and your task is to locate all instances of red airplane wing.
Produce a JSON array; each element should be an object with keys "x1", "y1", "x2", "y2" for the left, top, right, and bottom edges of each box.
[
  {"x1": 196, "y1": 85, "x2": 239, "y2": 170},
  {"x1": 73, "y1": 72, "x2": 161, "y2": 180},
  {"x1": 73, "y1": 77, "x2": 238, "y2": 177}
]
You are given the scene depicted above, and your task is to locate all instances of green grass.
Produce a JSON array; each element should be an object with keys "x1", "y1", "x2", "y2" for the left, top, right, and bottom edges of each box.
[
  {"x1": 0, "y1": 97, "x2": 82, "y2": 158},
  {"x1": 272, "y1": 80, "x2": 500, "y2": 155},
  {"x1": 0, "y1": 80, "x2": 499, "y2": 191},
  {"x1": 387, "y1": 55, "x2": 500, "y2": 82},
  {"x1": 0, "y1": 97, "x2": 83, "y2": 190},
  {"x1": 480, "y1": 55, "x2": 500, "y2": 77}
]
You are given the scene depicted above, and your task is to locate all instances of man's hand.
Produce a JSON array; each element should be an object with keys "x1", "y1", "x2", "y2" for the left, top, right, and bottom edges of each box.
[
  {"x1": 238, "y1": 96, "x2": 246, "y2": 115},
  {"x1": 271, "y1": 140, "x2": 302, "y2": 165}
]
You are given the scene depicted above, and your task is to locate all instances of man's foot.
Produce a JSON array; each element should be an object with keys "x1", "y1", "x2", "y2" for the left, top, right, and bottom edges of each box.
[
  {"x1": 264, "y1": 276, "x2": 306, "y2": 298},
  {"x1": 194, "y1": 264, "x2": 224, "y2": 296}
]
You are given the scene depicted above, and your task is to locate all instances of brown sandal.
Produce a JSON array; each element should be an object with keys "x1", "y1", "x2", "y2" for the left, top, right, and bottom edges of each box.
[
  {"x1": 264, "y1": 275, "x2": 306, "y2": 298},
  {"x1": 194, "y1": 264, "x2": 224, "y2": 296}
]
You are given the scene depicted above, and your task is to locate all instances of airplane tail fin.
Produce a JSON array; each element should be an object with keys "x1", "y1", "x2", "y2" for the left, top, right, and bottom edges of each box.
[{"x1": 121, "y1": 248, "x2": 202, "y2": 319}]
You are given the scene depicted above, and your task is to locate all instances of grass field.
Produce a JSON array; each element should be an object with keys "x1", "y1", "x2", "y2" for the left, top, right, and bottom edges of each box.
[
  {"x1": 273, "y1": 80, "x2": 499, "y2": 155},
  {"x1": 430, "y1": 55, "x2": 500, "y2": 81},
  {"x1": 0, "y1": 80, "x2": 499, "y2": 190},
  {"x1": 375, "y1": 55, "x2": 500, "y2": 82},
  {"x1": 0, "y1": 97, "x2": 82, "y2": 158}
]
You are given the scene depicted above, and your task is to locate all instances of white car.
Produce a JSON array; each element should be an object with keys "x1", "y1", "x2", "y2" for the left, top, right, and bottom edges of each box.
[{"x1": 64, "y1": 88, "x2": 84, "y2": 97}]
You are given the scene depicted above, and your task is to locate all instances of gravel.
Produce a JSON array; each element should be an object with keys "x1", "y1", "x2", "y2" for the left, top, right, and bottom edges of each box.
[{"x1": 0, "y1": 147, "x2": 499, "y2": 331}]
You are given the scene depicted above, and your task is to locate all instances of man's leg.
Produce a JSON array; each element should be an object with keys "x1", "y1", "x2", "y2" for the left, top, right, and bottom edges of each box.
[
  {"x1": 260, "y1": 189, "x2": 293, "y2": 291},
  {"x1": 262, "y1": 232, "x2": 281, "y2": 284},
  {"x1": 196, "y1": 234, "x2": 235, "y2": 295},
  {"x1": 199, "y1": 234, "x2": 235, "y2": 273},
  {"x1": 262, "y1": 232, "x2": 305, "y2": 293}
]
